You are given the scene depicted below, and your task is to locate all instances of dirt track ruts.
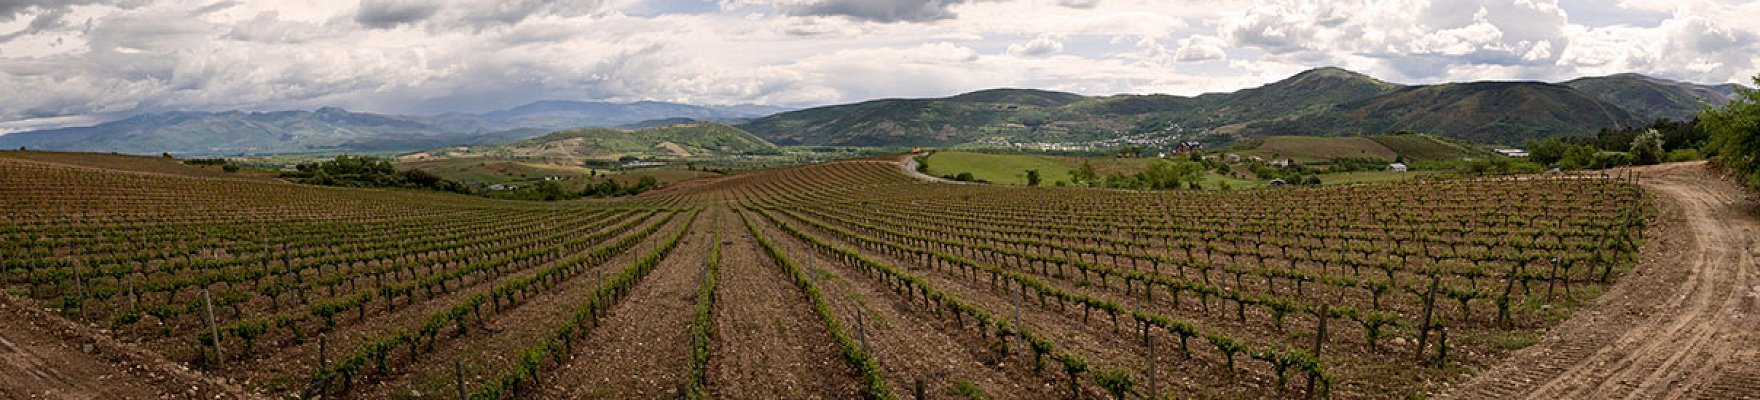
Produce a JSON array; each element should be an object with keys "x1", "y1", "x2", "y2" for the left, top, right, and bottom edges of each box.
[{"x1": 1442, "y1": 161, "x2": 1760, "y2": 400}]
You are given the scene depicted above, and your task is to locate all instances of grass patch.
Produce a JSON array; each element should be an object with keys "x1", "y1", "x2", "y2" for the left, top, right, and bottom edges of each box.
[
  {"x1": 1320, "y1": 170, "x2": 1442, "y2": 185},
  {"x1": 1237, "y1": 136, "x2": 1398, "y2": 162},
  {"x1": 1486, "y1": 330, "x2": 1543, "y2": 351},
  {"x1": 922, "y1": 151, "x2": 1073, "y2": 185},
  {"x1": 1369, "y1": 134, "x2": 1487, "y2": 161},
  {"x1": 953, "y1": 379, "x2": 989, "y2": 400}
]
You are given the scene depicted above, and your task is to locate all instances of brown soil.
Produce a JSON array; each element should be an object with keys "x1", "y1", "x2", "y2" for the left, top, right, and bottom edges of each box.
[
  {"x1": 705, "y1": 209, "x2": 862, "y2": 398},
  {"x1": 0, "y1": 293, "x2": 255, "y2": 399},
  {"x1": 769, "y1": 209, "x2": 1278, "y2": 399},
  {"x1": 227, "y1": 212, "x2": 665, "y2": 394},
  {"x1": 1442, "y1": 161, "x2": 1760, "y2": 399},
  {"x1": 742, "y1": 209, "x2": 1042, "y2": 396},
  {"x1": 350, "y1": 215, "x2": 686, "y2": 399},
  {"x1": 534, "y1": 215, "x2": 708, "y2": 398}
]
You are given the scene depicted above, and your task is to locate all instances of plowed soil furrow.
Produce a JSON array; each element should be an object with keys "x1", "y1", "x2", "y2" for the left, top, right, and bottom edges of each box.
[
  {"x1": 235, "y1": 213, "x2": 665, "y2": 392},
  {"x1": 353, "y1": 215, "x2": 688, "y2": 399},
  {"x1": 705, "y1": 210, "x2": 862, "y2": 399},
  {"x1": 773, "y1": 208, "x2": 1293, "y2": 398},
  {"x1": 536, "y1": 216, "x2": 707, "y2": 398},
  {"x1": 744, "y1": 208, "x2": 1060, "y2": 399},
  {"x1": 1443, "y1": 161, "x2": 1760, "y2": 400}
]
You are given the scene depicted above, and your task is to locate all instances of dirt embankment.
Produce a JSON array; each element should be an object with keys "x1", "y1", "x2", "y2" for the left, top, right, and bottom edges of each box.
[
  {"x1": 0, "y1": 294, "x2": 257, "y2": 399},
  {"x1": 1442, "y1": 161, "x2": 1760, "y2": 399}
]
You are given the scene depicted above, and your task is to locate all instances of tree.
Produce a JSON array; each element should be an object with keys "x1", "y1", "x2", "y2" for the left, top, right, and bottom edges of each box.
[
  {"x1": 1703, "y1": 74, "x2": 1760, "y2": 188},
  {"x1": 1070, "y1": 160, "x2": 1099, "y2": 186},
  {"x1": 1557, "y1": 144, "x2": 1599, "y2": 170},
  {"x1": 534, "y1": 181, "x2": 568, "y2": 200},
  {"x1": 1025, "y1": 169, "x2": 1041, "y2": 186},
  {"x1": 1527, "y1": 137, "x2": 1572, "y2": 166},
  {"x1": 1631, "y1": 128, "x2": 1665, "y2": 165},
  {"x1": 1143, "y1": 160, "x2": 1203, "y2": 190}
]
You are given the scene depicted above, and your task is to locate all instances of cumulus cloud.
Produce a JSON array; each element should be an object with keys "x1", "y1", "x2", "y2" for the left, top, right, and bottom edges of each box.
[
  {"x1": 355, "y1": 0, "x2": 440, "y2": 29},
  {"x1": 0, "y1": 7, "x2": 71, "y2": 43},
  {"x1": 351, "y1": 0, "x2": 613, "y2": 31},
  {"x1": 1173, "y1": 35, "x2": 1226, "y2": 61},
  {"x1": 778, "y1": 0, "x2": 973, "y2": 23},
  {"x1": 1057, "y1": 0, "x2": 1100, "y2": 9},
  {"x1": 0, "y1": 0, "x2": 1757, "y2": 128},
  {"x1": 0, "y1": 0, "x2": 116, "y2": 22},
  {"x1": 1006, "y1": 35, "x2": 1063, "y2": 56},
  {"x1": 1205, "y1": 0, "x2": 1760, "y2": 83}
]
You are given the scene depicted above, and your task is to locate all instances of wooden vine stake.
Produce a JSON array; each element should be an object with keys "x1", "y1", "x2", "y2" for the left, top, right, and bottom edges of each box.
[
  {"x1": 1147, "y1": 334, "x2": 1159, "y2": 398},
  {"x1": 127, "y1": 274, "x2": 138, "y2": 311},
  {"x1": 1013, "y1": 281, "x2": 1023, "y2": 360},
  {"x1": 455, "y1": 359, "x2": 467, "y2": 399},
  {"x1": 71, "y1": 259, "x2": 85, "y2": 317},
  {"x1": 1313, "y1": 303, "x2": 1328, "y2": 359},
  {"x1": 857, "y1": 310, "x2": 870, "y2": 356},
  {"x1": 203, "y1": 288, "x2": 223, "y2": 368}
]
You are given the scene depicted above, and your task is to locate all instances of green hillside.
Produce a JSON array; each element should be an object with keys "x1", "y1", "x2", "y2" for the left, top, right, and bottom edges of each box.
[
  {"x1": 1563, "y1": 73, "x2": 1735, "y2": 121},
  {"x1": 454, "y1": 122, "x2": 778, "y2": 161},
  {"x1": 1246, "y1": 82, "x2": 1647, "y2": 144},
  {"x1": 740, "y1": 68, "x2": 1726, "y2": 148},
  {"x1": 1233, "y1": 134, "x2": 1488, "y2": 162}
]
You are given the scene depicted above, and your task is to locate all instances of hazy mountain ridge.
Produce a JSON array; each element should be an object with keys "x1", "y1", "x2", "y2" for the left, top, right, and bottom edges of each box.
[
  {"x1": 0, "y1": 101, "x2": 793, "y2": 156},
  {"x1": 0, "y1": 68, "x2": 1739, "y2": 155},
  {"x1": 431, "y1": 122, "x2": 779, "y2": 162},
  {"x1": 739, "y1": 68, "x2": 1737, "y2": 146}
]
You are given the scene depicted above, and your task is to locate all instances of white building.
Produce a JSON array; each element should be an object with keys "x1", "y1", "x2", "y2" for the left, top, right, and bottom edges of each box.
[
  {"x1": 1494, "y1": 148, "x2": 1530, "y2": 157},
  {"x1": 1388, "y1": 162, "x2": 1408, "y2": 172}
]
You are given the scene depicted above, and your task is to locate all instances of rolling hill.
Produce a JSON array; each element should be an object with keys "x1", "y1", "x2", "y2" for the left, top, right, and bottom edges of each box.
[
  {"x1": 1232, "y1": 134, "x2": 1491, "y2": 162},
  {"x1": 1562, "y1": 73, "x2": 1737, "y2": 121},
  {"x1": 425, "y1": 122, "x2": 779, "y2": 163},
  {"x1": 1249, "y1": 81, "x2": 1647, "y2": 143},
  {"x1": 0, "y1": 107, "x2": 487, "y2": 156},
  {"x1": 446, "y1": 100, "x2": 789, "y2": 131},
  {"x1": 0, "y1": 100, "x2": 792, "y2": 157},
  {"x1": 740, "y1": 68, "x2": 1737, "y2": 146}
]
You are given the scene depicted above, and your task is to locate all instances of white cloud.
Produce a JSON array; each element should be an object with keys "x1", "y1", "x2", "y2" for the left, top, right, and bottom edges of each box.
[
  {"x1": 1211, "y1": 0, "x2": 1756, "y2": 83},
  {"x1": 1006, "y1": 35, "x2": 1063, "y2": 56},
  {"x1": 0, "y1": 0, "x2": 1757, "y2": 127},
  {"x1": 1173, "y1": 34, "x2": 1225, "y2": 61}
]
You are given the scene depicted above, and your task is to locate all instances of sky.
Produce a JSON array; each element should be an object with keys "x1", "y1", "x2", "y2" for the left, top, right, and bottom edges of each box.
[{"x1": 1, "y1": 0, "x2": 1757, "y2": 132}]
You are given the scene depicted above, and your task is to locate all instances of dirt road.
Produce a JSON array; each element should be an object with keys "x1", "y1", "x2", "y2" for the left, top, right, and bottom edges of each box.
[
  {"x1": 898, "y1": 153, "x2": 963, "y2": 184},
  {"x1": 0, "y1": 294, "x2": 250, "y2": 399},
  {"x1": 1443, "y1": 161, "x2": 1760, "y2": 400}
]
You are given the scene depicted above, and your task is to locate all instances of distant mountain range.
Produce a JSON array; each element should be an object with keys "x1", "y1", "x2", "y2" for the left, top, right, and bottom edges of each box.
[
  {"x1": 738, "y1": 67, "x2": 1740, "y2": 146},
  {"x1": 0, "y1": 68, "x2": 1741, "y2": 156},
  {"x1": 0, "y1": 101, "x2": 791, "y2": 156},
  {"x1": 412, "y1": 122, "x2": 778, "y2": 163}
]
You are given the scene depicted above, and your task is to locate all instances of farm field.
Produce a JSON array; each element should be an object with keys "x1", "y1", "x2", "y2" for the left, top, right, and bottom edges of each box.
[
  {"x1": 920, "y1": 151, "x2": 1260, "y2": 188},
  {"x1": 1, "y1": 151, "x2": 1750, "y2": 399}
]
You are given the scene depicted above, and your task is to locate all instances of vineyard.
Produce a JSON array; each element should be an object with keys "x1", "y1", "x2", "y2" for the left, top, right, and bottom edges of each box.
[{"x1": 0, "y1": 152, "x2": 1650, "y2": 399}]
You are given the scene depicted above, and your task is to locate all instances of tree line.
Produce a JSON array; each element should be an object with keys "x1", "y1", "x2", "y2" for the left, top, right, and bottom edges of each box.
[{"x1": 281, "y1": 155, "x2": 660, "y2": 200}]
